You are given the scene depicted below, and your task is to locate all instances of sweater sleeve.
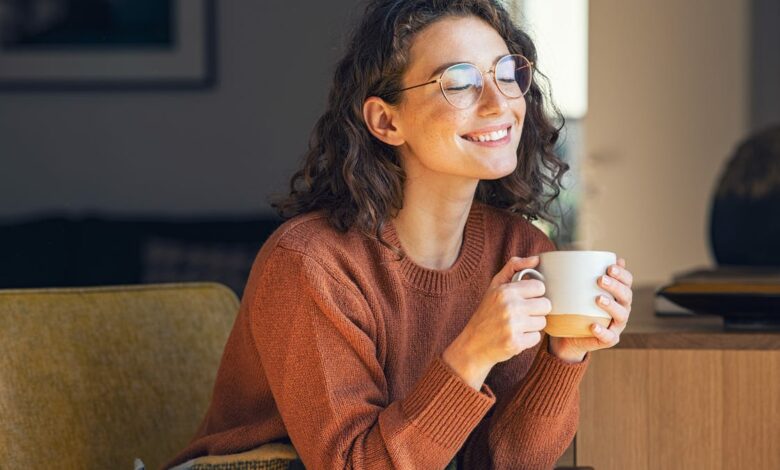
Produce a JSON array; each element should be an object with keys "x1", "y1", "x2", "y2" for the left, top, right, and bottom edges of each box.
[
  {"x1": 461, "y1": 335, "x2": 589, "y2": 469},
  {"x1": 458, "y1": 229, "x2": 590, "y2": 469},
  {"x1": 251, "y1": 246, "x2": 495, "y2": 470}
]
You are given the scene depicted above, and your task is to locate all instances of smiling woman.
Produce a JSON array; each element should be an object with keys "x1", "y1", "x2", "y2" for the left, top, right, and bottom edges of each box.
[
  {"x1": 271, "y1": 3, "x2": 569, "y2": 258},
  {"x1": 164, "y1": 1, "x2": 593, "y2": 469}
]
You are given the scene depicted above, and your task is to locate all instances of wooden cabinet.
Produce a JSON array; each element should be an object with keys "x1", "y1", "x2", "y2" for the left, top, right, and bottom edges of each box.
[{"x1": 573, "y1": 287, "x2": 780, "y2": 470}]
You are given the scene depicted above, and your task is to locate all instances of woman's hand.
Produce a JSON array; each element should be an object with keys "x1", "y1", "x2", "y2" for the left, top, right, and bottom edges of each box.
[
  {"x1": 548, "y1": 258, "x2": 634, "y2": 363},
  {"x1": 443, "y1": 256, "x2": 551, "y2": 390}
]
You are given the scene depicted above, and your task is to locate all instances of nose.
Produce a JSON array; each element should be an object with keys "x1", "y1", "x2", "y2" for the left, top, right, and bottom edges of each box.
[{"x1": 476, "y1": 71, "x2": 510, "y2": 115}]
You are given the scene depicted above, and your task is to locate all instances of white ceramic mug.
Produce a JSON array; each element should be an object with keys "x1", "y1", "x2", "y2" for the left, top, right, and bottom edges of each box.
[{"x1": 511, "y1": 250, "x2": 616, "y2": 337}]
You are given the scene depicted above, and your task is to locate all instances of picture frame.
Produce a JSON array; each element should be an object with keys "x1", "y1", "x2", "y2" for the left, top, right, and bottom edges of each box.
[{"x1": 0, "y1": 0, "x2": 216, "y2": 90}]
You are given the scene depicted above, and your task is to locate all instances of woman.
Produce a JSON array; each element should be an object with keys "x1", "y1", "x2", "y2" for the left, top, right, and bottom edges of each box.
[{"x1": 166, "y1": 0, "x2": 634, "y2": 468}]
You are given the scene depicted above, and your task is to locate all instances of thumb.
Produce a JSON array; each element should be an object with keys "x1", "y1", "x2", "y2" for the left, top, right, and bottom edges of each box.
[{"x1": 490, "y1": 256, "x2": 540, "y2": 288}]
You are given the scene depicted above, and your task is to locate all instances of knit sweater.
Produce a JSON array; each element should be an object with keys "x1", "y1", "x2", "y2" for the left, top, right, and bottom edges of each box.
[{"x1": 165, "y1": 201, "x2": 590, "y2": 470}]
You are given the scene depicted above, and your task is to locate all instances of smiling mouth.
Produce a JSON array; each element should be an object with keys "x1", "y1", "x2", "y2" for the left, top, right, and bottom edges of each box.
[{"x1": 460, "y1": 125, "x2": 512, "y2": 143}]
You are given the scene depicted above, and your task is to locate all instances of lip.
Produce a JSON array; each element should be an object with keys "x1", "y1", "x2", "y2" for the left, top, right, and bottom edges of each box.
[
  {"x1": 460, "y1": 122, "x2": 513, "y2": 139},
  {"x1": 460, "y1": 122, "x2": 513, "y2": 147}
]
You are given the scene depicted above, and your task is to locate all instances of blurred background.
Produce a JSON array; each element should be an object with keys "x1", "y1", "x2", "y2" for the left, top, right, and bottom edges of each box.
[{"x1": 1, "y1": 0, "x2": 778, "y2": 293}]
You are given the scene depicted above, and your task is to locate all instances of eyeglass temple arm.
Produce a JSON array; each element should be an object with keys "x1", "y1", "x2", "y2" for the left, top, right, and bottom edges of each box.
[{"x1": 395, "y1": 79, "x2": 439, "y2": 93}]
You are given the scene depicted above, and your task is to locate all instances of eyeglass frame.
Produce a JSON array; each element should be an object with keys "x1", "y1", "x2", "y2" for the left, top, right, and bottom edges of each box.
[{"x1": 389, "y1": 54, "x2": 534, "y2": 108}]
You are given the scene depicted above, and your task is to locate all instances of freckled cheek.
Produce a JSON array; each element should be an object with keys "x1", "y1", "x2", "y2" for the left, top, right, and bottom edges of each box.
[{"x1": 418, "y1": 108, "x2": 466, "y2": 145}]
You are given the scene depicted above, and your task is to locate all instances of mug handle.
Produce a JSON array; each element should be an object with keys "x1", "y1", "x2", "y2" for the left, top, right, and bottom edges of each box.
[{"x1": 511, "y1": 268, "x2": 545, "y2": 283}]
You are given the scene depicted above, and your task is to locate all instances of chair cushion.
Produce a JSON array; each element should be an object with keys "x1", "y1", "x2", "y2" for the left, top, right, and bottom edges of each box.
[
  {"x1": 168, "y1": 443, "x2": 301, "y2": 470},
  {"x1": 0, "y1": 282, "x2": 239, "y2": 470}
]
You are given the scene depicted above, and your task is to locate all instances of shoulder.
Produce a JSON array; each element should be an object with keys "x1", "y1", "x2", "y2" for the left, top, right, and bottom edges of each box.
[
  {"x1": 251, "y1": 210, "x2": 374, "y2": 292},
  {"x1": 246, "y1": 211, "x2": 379, "y2": 329},
  {"x1": 269, "y1": 211, "x2": 369, "y2": 260}
]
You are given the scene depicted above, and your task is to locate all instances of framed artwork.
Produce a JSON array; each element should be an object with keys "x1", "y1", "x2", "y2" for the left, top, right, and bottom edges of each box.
[{"x1": 0, "y1": 0, "x2": 216, "y2": 90}]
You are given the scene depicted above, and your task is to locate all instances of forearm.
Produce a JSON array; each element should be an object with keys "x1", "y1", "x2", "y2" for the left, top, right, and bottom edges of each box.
[
  {"x1": 462, "y1": 341, "x2": 589, "y2": 469},
  {"x1": 442, "y1": 335, "x2": 493, "y2": 391},
  {"x1": 547, "y1": 337, "x2": 587, "y2": 363}
]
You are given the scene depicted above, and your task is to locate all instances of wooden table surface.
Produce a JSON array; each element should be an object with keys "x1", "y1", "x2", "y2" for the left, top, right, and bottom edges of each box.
[{"x1": 616, "y1": 285, "x2": 780, "y2": 350}]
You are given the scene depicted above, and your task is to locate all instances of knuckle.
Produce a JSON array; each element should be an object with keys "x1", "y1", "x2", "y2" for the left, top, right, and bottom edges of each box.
[
  {"x1": 494, "y1": 286, "x2": 511, "y2": 304},
  {"x1": 500, "y1": 308, "x2": 512, "y2": 322}
]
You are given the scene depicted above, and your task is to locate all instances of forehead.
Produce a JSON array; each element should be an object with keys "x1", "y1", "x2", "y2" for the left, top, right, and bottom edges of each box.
[{"x1": 406, "y1": 15, "x2": 511, "y2": 77}]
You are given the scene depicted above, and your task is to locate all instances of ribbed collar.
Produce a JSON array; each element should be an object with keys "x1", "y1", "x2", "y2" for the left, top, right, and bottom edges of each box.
[{"x1": 381, "y1": 202, "x2": 486, "y2": 296}]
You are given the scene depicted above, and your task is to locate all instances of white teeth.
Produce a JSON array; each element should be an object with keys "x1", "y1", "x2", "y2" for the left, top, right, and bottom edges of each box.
[{"x1": 466, "y1": 128, "x2": 508, "y2": 142}]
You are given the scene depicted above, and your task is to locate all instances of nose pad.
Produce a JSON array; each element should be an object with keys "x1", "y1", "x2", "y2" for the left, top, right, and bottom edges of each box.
[{"x1": 476, "y1": 71, "x2": 509, "y2": 111}]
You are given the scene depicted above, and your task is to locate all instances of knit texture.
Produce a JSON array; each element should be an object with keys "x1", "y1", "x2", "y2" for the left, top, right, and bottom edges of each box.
[{"x1": 165, "y1": 202, "x2": 589, "y2": 470}]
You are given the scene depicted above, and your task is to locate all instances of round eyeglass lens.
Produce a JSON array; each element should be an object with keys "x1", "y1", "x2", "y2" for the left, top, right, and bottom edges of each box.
[
  {"x1": 440, "y1": 63, "x2": 483, "y2": 109},
  {"x1": 496, "y1": 55, "x2": 532, "y2": 97}
]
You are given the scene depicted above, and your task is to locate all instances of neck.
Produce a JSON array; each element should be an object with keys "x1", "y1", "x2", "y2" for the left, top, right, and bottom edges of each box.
[{"x1": 391, "y1": 178, "x2": 478, "y2": 270}]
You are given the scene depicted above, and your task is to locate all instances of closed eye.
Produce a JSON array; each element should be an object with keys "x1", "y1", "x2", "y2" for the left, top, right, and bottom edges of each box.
[{"x1": 445, "y1": 84, "x2": 474, "y2": 92}]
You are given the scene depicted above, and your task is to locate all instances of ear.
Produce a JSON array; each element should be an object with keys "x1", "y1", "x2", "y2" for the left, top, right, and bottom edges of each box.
[{"x1": 362, "y1": 96, "x2": 405, "y2": 146}]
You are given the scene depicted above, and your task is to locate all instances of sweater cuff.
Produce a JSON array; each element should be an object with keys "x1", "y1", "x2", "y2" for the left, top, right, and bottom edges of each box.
[
  {"x1": 511, "y1": 338, "x2": 590, "y2": 417},
  {"x1": 401, "y1": 357, "x2": 496, "y2": 450}
]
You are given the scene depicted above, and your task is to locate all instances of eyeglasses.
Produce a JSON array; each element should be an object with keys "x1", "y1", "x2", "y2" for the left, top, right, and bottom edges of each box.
[{"x1": 391, "y1": 54, "x2": 533, "y2": 109}]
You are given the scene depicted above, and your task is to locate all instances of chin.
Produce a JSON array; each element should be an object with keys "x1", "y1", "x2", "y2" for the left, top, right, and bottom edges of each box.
[{"x1": 478, "y1": 152, "x2": 518, "y2": 180}]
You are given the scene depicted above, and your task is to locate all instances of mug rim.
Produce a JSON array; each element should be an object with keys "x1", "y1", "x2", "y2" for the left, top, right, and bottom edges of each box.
[{"x1": 540, "y1": 250, "x2": 616, "y2": 257}]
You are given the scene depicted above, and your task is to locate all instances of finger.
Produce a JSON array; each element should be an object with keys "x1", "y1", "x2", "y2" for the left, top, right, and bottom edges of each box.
[
  {"x1": 617, "y1": 257, "x2": 627, "y2": 268},
  {"x1": 521, "y1": 296, "x2": 552, "y2": 316},
  {"x1": 591, "y1": 322, "x2": 620, "y2": 347},
  {"x1": 491, "y1": 256, "x2": 539, "y2": 287},
  {"x1": 595, "y1": 295, "x2": 630, "y2": 327},
  {"x1": 598, "y1": 274, "x2": 633, "y2": 307},
  {"x1": 518, "y1": 314, "x2": 547, "y2": 333},
  {"x1": 517, "y1": 330, "x2": 543, "y2": 351},
  {"x1": 608, "y1": 262, "x2": 633, "y2": 288},
  {"x1": 506, "y1": 278, "x2": 546, "y2": 299}
]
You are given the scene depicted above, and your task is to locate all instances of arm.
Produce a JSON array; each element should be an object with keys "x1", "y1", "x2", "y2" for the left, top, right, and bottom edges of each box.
[
  {"x1": 251, "y1": 247, "x2": 495, "y2": 470},
  {"x1": 457, "y1": 233, "x2": 589, "y2": 469},
  {"x1": 459, "y1": 336, "x2": 589, "y2": 469}
]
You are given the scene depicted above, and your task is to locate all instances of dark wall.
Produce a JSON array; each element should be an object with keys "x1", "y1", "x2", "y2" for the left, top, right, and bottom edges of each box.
[
  {"x1": 0, "y1": 0, "x2": 363, "y2": 218},
  {"x1": 751, "y1": 0, "x2": 780, "y2": 132}
]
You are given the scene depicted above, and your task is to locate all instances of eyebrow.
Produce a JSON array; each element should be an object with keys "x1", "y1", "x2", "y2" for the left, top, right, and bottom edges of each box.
[{"x1": 426, "y1": 53, "x2": 508, "y2": 80}]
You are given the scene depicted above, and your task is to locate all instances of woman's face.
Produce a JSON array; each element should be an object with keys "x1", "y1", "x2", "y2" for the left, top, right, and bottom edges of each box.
[{"x1": 394, "y1": 15, "x2": 526, "y2": 183}]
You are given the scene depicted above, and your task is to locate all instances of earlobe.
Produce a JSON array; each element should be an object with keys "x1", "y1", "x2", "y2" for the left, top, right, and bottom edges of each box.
[{"x1": 363, "y1": 97, "x2": 405, "y2": 146}]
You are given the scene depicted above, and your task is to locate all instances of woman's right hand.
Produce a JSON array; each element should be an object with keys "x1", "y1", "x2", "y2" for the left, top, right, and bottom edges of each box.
[{"x1": 442, "y1": 256, "x2": 551, "y2": 390}]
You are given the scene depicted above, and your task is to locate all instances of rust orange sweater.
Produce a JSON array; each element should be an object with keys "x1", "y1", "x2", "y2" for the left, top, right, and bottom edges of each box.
[{"x1": 166, "y1": 201, "x2": 589, "y2": 469}]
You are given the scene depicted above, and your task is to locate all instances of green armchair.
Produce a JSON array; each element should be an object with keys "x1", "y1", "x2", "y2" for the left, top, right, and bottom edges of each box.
[{"x1": 0, "y1": 283, "x2": 238, "y2": 469}]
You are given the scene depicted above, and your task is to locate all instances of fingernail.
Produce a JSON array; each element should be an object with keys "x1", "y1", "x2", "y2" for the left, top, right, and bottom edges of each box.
[
  {"x1": 602, "y1": 275, "x2": 612, "y2": 285},
  {"x1": 611, "y1": 266, "x2": 620, "y2": 276},
  {"x1": 593, "y1": 324, "x2": 602, "y2": 333},
  {"x1": 599, "y1": 295, "x2": 610, "y2": 305}
]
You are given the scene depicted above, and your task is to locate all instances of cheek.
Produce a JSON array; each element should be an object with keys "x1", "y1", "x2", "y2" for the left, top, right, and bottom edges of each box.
[
  {"x1": 413, "y1": 106, "x2": 467, "y2": 146},
  {"x1": 516, "y1": 97, "x2": 528, "y2": 124}
]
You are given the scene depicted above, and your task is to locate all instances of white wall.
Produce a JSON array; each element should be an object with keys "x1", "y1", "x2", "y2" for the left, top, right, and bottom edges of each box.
[
  {"x1": 580, "y1": 0, "x2": 750, "y2": 284},
  {"x1": 0, "y1": 0, "x2": 361, "y2": 218}
]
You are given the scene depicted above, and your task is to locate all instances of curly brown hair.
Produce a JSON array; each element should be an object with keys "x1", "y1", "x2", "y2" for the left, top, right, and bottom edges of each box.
[{"x1": 271, "y1": 0, "x2": 568, "y2": 258}]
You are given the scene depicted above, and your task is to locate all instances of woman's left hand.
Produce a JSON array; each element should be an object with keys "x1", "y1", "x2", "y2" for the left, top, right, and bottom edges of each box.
[{"x1": 548, "y1": 257, "x2": 634, "y2": 363}]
